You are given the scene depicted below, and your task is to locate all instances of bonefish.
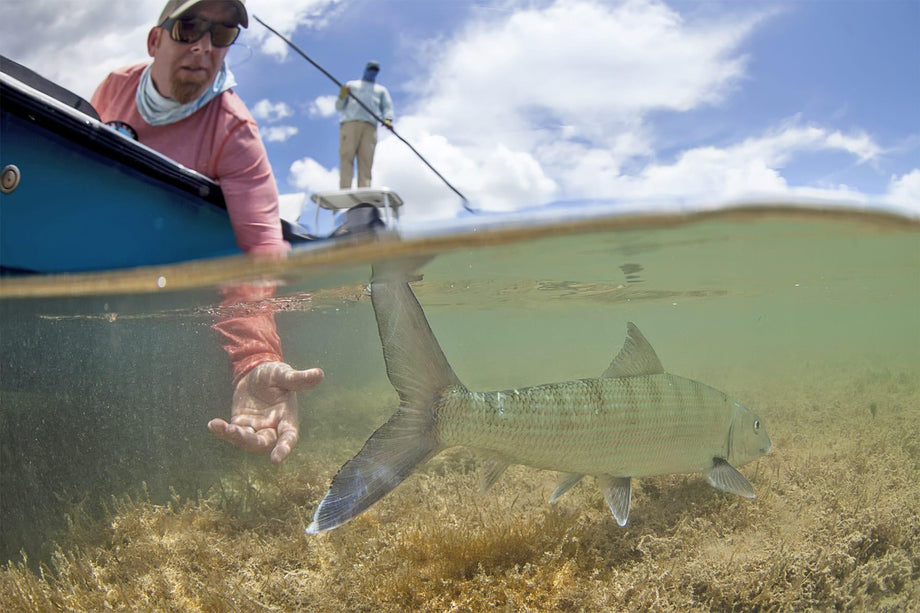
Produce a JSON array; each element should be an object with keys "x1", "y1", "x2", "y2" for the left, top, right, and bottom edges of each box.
[{"x1": 307, "y1": 273, "x2": 771, "y2": 534}]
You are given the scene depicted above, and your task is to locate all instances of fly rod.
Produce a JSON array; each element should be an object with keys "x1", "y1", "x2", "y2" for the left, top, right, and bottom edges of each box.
[{"x1": 252, "y1": 15, "x2": 475, "y2": 213}]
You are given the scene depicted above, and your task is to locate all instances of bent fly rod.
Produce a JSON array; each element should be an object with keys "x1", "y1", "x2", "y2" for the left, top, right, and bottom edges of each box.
[{"x1": 252, "y1": 15, "x2": 475, "y2": 213}]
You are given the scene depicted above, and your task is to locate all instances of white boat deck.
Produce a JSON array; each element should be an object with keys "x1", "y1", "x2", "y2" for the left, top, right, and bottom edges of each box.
[{"x1": 310, "y1": 187, "x2": 403, "y2": 226}]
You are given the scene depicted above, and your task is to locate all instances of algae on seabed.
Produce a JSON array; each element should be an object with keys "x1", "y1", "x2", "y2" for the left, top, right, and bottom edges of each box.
[{"x1": 2, "y1": 363, "x2": 919, "y2": 612}]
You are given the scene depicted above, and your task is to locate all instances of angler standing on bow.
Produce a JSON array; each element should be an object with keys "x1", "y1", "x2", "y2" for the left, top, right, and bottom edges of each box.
[{"x1": 336, "y1": 61, "x2": 395, "y2": 189}]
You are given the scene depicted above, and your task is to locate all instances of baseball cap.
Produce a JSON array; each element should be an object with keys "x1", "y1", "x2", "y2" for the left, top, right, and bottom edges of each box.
[{"x1": 158, "y1": 0, "x2": 249, "y2": 28}]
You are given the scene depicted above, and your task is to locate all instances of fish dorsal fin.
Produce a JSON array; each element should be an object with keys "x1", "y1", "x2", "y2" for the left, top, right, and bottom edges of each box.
[
  {"x1": 598, "y1": 475, "x2": 632, "y2": 527},
  {"x1": 705, "y1": 458, "x2": 755, "y2": 498},
  {"x1": 602, "y1": 322, "x2": 665, "y2": 378}
]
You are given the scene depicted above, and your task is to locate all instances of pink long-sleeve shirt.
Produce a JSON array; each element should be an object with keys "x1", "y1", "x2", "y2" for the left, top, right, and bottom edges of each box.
[
  {"x1": 91, "y1": 62, "x2": 288, "y2": 378},
  {"x1": 90, "y1": 61, "x2": 289, "y2": 255}
]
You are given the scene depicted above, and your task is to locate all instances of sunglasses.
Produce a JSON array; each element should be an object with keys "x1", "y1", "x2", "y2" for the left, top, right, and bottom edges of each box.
[{"x1": 161, "y1": 17, "x2": 241, "y2": 48}]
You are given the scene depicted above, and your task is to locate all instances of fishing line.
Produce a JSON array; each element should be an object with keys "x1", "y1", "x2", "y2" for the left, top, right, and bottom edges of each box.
[{"x1": 252, "y1": 15, "x2": 476, "y2": 214}]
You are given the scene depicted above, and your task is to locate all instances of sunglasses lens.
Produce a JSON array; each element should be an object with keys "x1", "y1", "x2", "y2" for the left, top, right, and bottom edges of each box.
[
  {"x1": 211, "y1": 25, "x2": 240, "y2": 47},
  {"x1": 169, "y1": 18, "x2": 239, "y2": 47},
  {"x1": 171, "y1": 18, "x2": 207, "y2": 43}
]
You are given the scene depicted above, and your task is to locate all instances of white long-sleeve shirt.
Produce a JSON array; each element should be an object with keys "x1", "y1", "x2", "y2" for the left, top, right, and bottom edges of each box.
[{"x1": 335, "y1": 79, "x2": 394, "y2": 126}]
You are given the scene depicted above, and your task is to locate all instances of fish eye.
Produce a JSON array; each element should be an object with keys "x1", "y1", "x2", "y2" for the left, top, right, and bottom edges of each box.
[{"x1": 753, "y1": 419, "x2": 761, "y2": 433}]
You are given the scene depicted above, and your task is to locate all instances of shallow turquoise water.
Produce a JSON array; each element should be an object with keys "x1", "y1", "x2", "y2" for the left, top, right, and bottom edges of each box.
[{"x1": 1, "y1": 207, "x2": 918, "y2": 568}]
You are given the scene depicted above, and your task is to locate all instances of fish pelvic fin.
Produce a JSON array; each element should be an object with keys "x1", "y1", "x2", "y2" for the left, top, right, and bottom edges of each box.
[
  {"x1": 549, "y1": 473, "x2": 584, "y2": 504},
  {"x1": 705, "y1": 457, "x2": 755, "y2": 499},
  {"x1": 307, "y1": 270, "x2": 460, "y2": 534},
  {"x1": 602, "y1": 322, "x2": 665, "y2": 378},
  {"x1": 598, "y1": 475, "x2": 632, "y2": 527},
  {"x1": 479, "y1": 453, "x2": 512, "y2": 494}
]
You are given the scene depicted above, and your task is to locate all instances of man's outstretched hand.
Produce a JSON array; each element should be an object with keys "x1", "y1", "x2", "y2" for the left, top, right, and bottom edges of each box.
[{"x1": 208, "y1": 361, "x2": 325, "y2": 464}]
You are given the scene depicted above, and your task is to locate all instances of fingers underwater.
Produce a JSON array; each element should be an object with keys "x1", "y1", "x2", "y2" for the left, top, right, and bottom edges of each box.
[
  {"x1": 271, "y1": 432, "x2": 297, "y2": 464},
  {"x1": 283, "y1": 367, "x2": 325, "y2": 391},
  {"x1": 257, "y1": 362, "x2": 325, "y2": 392},
  {"x1": 208, "y1": 418, "x2": 278, "y2": 454}
]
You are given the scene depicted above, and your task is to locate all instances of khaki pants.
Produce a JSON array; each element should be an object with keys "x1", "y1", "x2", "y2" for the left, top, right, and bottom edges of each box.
[{"x1": 339, "y1": 121, "x2": 377, "y2": 189}]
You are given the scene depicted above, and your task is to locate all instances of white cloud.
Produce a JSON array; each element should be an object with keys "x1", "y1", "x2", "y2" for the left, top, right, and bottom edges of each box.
[
  {"x1": 886, "y1": 170, "x2": 920, "y2": 211},
  {"x1": 547, "y1": 121, "x2": 887, "y2": 207},
  {"x1": 289, "y1": 157, "x2": 340, "y2": 192},
  {"x1": 825, "y1": 132, "x2": 882, "y2": 162},
  {"x1": 404, "y1": 0, "x2": 757, "y2": 150},
  {"x1": 310, "y1": 95, "x2": 338, "y2": 118},
  {"x1": 284, "y1": 126, "x2": 553, "y2": 220},
  {"x1": 251, "y1": 99, "x2": 294, "y2": 122},
  {"x1": 261, "y1": 126, "x2": 299, "y2": 142},
  {"x1": 731, "y1": 121, "x2": 881, "y2": 166},
  {"x1": 245, "y1": 0, "x2": 346, "y2": 59},
  {"x1": 1, "y1": 1, "x2": 160, "y2": 99},
  {"x1": 367, "y1": 1, "x2": 904, "y2": 219},
  {"x1": 374, "y1": 128, "x2": 558, "y2": 218},
  {"x1": 353, "y1": 117, "x2": 890, "y2": 220},
  {"x1": 379, "y1": 0, "x2": 765, "y2": 216}
]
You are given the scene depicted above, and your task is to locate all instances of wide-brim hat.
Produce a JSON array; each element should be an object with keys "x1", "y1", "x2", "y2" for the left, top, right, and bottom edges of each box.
[{"x1": 158, "y1": 0, "x2": 249, "y2": 28}]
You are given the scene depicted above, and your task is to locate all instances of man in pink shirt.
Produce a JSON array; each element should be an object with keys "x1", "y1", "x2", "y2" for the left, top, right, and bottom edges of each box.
[{"x1": 92, "y1": 0, "x2": 324, "y2": 463}]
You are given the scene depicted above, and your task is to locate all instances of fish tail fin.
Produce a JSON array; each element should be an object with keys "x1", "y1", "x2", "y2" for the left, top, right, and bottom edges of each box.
[
  {"x1": 370, "y1": 261, "x2": 463, "y2": 409},
  {"x1": 306, "y1": 407, "x2": 442, "y2": 534},
  {"x1": 307, "y1": 266, "x2": 462, "y2": 534}
]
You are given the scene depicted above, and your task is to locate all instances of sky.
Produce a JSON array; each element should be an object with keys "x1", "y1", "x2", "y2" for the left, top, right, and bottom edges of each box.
[{"x1": 3, "y1": 0, "x2": 919, "y2": 223}]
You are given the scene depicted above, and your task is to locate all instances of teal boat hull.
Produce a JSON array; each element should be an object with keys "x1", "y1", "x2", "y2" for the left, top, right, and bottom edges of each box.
[{"x1": 1, "y1": 56, "x2": 242, "y2": 275}]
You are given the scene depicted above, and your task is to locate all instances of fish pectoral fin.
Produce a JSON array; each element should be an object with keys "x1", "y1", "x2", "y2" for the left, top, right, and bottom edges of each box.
[
  {"x1": 479, "y1": 453, "x2": 511, "y2": 494},
  {"x1": 549, "y1": 473, "x2": 584, "y2": 504},
  {"x1": 705, "y1": 458, "x2": 755, "y2": 498},
  {"x1": 598, "y1": 475, "x2": 632, "y2": 527},
  {"x1": 602, "y1": 322, "x2": 665, "y2": 378}
]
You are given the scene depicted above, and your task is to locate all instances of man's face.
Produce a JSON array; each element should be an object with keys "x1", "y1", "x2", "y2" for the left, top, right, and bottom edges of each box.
[{"x1": 147, "y1": 1, "x2": 238, "y2": 103}]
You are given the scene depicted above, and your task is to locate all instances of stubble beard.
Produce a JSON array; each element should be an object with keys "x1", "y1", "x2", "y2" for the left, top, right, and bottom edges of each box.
[{"x1": 170, "y1": 76, "x2": 210, "y2": 104}]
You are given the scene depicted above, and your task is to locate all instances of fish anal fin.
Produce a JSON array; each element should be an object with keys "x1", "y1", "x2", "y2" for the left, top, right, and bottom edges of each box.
[
  {"x1": 479, "y1": 453, "x2": 511, "y2": 494},
  {"x1": 549, "y1": 473, "x2": 584, "y2": 504},
  {"x1": 598, "y1": 475, "x2": 632, "y2": 527},
  {"x1": 705, "y1": 457, "x2": 755, "y2": 499},
  {"x1": 602, "y1": 322, "x2": 665, "y2": 378}
]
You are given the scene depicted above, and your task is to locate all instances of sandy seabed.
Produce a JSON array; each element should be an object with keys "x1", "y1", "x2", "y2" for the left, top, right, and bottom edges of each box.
[{"x1": 2, "y1": 363, "x2": 918, "y2": 613}]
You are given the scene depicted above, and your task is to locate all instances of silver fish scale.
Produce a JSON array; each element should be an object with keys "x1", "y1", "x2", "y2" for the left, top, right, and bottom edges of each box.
[{"x1": 436, "y1": 374, "x2": 733, "y2": 478}]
